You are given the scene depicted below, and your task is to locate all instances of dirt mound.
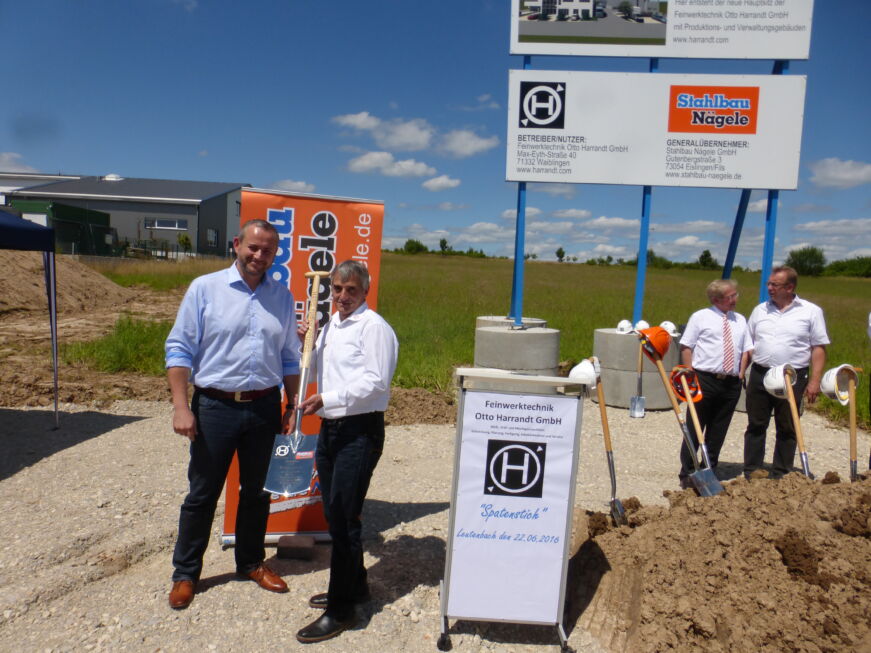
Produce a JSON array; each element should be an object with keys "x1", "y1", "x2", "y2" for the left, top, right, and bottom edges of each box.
[
  {"x1": 0, "y1": 251, "x2": 134, "y2": 316},
  {"x1": 386, "y1": 387, "x2": 455, "y2": 425},
  {"x1": 570, "y1": 474, "x2": 871, "y2": 652}
]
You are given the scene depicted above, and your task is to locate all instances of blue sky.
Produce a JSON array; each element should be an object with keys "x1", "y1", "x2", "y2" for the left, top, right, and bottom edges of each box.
[{"x1": 1, "y1": 0, "x2": 869, "y2": 267}]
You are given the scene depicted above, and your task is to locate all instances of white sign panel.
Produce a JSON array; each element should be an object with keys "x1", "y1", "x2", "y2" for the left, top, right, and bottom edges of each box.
[
  {"x1": 445, "y1": 391, "x2": 580, "y2": 623},
  {"x1": 510, "y1": 0, "x2": 814, "y2": 60},
  {"x1": 506, "y1": 70, "x2": 806, "y2": 190}
]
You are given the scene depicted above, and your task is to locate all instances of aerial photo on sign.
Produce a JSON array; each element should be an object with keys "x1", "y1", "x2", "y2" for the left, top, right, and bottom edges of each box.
[
  {"x1": 510, "y1": 0, "x2": 814, "y2": 59},
  {"x1": 506, "y1": 69, "x2": 806, "y2": 190}
]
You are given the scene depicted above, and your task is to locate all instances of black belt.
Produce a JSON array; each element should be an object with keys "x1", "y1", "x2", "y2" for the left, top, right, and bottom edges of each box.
[
  {"x1": 696, "y1": 369, "x2": 738, "y2": 381},
  {"x1": 322, "y1": 411, "x2": 381, "y2": 426},
  {"x1": 195, "y1": 386, "x2": 279, "y2": 402},
  {"x1": 752, "y1": 363, "x2": 808, "y2": 376}
]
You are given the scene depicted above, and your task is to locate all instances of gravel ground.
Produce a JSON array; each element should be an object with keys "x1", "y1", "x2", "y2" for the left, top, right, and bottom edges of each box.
[{"x1": 0, "y1": 399, "x2": 867, "y2": 653}]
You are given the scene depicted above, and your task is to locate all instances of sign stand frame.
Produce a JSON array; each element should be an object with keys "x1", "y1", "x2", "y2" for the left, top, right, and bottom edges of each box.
[{"x1": 438, "y1": 368, "x2": 586, "y2": 652}]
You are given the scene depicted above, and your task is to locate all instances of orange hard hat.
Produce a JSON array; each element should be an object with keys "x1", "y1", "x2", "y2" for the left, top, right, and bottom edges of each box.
[
  {"x1": 670, "y1": 365, "x2": 703, "y2": 403},
  {"x1": 637, "y1": 326, "x2": 671, "y2": 362}
]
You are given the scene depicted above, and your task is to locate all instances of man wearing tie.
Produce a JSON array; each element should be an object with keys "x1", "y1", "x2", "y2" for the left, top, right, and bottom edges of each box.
[{"x1": 678, "y1": 279, "x2": 753, "y2": 488}]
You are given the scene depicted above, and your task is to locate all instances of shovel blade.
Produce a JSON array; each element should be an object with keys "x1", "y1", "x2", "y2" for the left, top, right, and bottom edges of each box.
[
  {"x1": 689, "y1": 468, "x2": 724, "y2": 497},
  {"x1": 629, "y1": 395, "x2": 645, "y2": 418},
  {"x1": 610, "y1": 498, "x2": 628, "y2": 526}
]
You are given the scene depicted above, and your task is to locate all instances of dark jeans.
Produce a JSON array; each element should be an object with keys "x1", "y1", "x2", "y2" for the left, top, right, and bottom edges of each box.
[
  {"x1": 316, "y1": 412, "x2": 384, "y2": 620},
  {"x1": 171, "y1": 388, "x2": 280, "y2": 582},
  {"x1": 679, "y1": 371, "x2": 742, "y2": 478},
  {"x1": 743, "y1": 363, "x2": 809, "y2": 479}
]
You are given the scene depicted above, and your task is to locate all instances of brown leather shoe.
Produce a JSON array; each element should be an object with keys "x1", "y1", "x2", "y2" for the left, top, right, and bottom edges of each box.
[
  {"x1": 168, "y1": 580, "x2": 196, "y2": 609},
  {"x1": 241, "y1": 564, "x2": 288, "y2": 593}
]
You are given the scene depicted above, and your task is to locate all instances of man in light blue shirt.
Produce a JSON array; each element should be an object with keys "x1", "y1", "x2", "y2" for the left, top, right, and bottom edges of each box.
[{"x1": 164, "y1": 219, "x2": 300, "y2": 610}]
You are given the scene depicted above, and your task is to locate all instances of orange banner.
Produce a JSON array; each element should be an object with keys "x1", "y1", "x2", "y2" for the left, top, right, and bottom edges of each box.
[{"x1": 222, "y1": 188, "x2": 384, "y2": 543}]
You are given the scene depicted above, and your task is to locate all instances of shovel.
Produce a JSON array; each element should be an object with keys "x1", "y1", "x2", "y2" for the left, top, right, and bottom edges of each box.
[
  {"x1": 263, "y1": 271, "x2": 324, "y2": 497},
  {"x1": 593, "y1": 366, "x2": 627, "y2": 525},
  {"x1": 629, "y1": 341, "x2": 645, "y2": 418},
  {"x1": 642, "y1": 339, "x2": 723, "y2": 496},
  {"x1": 783, "y1": 367, "x2": 813, "y2": 479},
  {"x1": 677, "y1": 372, "x2": 723, "y2": 496},
  {"x1": 848, "y1": 373, "x2": 858, "y2": 482}
]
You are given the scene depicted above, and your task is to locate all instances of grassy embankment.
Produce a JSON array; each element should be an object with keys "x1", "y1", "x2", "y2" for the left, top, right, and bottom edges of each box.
[{"x1": 73, "y1": 253, "x2": 871, "y2": 428}]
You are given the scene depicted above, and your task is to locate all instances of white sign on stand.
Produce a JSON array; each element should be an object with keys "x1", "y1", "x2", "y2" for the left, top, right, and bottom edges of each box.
[{"x1": 439, "y1": 369, "x2": 584, "y2": 651}]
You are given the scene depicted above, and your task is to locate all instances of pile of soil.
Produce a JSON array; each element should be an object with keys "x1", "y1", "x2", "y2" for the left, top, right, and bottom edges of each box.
[{"x1": 570, "y1": 474, "x2": 871, "y2": 652}]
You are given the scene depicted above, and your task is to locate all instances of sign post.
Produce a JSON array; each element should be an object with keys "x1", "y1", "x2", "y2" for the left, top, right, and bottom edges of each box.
[{"x1": 439, "y1": 368, "x2": 586, "y2": 651}]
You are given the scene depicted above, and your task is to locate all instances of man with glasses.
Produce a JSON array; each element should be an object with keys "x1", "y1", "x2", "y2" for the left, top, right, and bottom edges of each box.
[
  {"x1": 678, "y1": 279, "x2": 753, "y2": 488},
  {"x1": 743, "y1": 266, "x2": 829, "y2": 479}
]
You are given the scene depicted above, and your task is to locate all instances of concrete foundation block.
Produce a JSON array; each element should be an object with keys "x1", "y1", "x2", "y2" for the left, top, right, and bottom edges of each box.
[
  {"x1": 594, "y1": 368, "x2": 674, "y2": 410},
  {"x1": 474, "y1": 326, "x2": 560, "y2": 374},
  {"x1": 593, "y1": 328, "x2": 680, "y2": 372},
  {"x1": 475, "y1": 315, "x2": 548, "y2": 329}
]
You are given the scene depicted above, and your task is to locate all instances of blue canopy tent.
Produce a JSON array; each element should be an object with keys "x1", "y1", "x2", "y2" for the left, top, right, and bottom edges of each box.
[{"x1": 0, "y1": 210, "x2": 59, "y2": 427}]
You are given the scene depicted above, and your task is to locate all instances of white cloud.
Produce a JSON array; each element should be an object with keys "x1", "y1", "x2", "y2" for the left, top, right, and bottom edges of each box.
[
  {"x1": 456, "y1": 221, "x2": 515, "y2": 244},
  {"x1": 530, "y1": 183, "x2": 576, "y2": 199},
  {"x1": 583, "y1": 216, "x2": 640, "y2": 230},
  {"x1": 528, "y1": 220, "x2": 576, "y2": 235},
  {"x1": 552, "y1": 208, "x2": 592, "y2": 219},
  {"x1": 347, "y1": 151, "x2": 435, "y2": 177},
  {"x1": 422, "y1": 175, "x2": 460, "y2": 192},
  {"x1": 748, "y1": 198, "x2": 781, "y2": 213},
  {"x1": 652, "y1": 220, "x2": 727, "y2": 234},
  {"x1": 794, "y1": 217, "x2": 871, "y2": 236},
  {"x1": 437, "y1": 201, "x2": 466, "y2": 211},
  {"x1": 439, "y1": 130, "x2": 499, "y2": 158},
  {"x1": 809, "y1": 157, "x2": 871, "y2": 189},
  {"x1": 333, "y1": 111, "x2": 381, "y2": 130},
  {"x1": 0, "y1": 152, "x2": 37, "y2": 173},
  {"x1": 791, "y1": 203, "x2": 834, "y2": 214},
  {"x1": 674, "y1": 235, "x2": 707, "y2": 247},
  {"x1": 591, "y1": 244, "x2": 631, "y2": 257},
  {"x1": 501, "y1": 207, "x2": 542, "y2": 220},
  {"x1": 272, "y1": 178, "x2": 315, "y2": 193}
]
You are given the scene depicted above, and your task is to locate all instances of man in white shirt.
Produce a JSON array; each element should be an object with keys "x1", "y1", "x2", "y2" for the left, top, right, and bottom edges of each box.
[
  {"x1": 294, "y1": 260, "x2": 398, "y2": 644},
  {"x1": 743, "y1": 266, "x2": 829, "y2": 479},
  {"x1": 678, "y1": 279, "x2": 753, "y2": 487}
]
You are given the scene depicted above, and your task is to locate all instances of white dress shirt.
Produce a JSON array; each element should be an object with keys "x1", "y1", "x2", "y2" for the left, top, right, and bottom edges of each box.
[
  {"x1": 312, "y1": 302, "x2": 398, "y2": 419},
  {"x1": 680, "y1": 306, "x2": 753, "y2": 375},
  {"x1": 747, "y1": 295, "x2": 829, "y2": 368}
]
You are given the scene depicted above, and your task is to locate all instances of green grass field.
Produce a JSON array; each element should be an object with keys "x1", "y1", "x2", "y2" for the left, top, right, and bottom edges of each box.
[{"x1": 78, "y1": 253, "x2": 871, "y2": 428}]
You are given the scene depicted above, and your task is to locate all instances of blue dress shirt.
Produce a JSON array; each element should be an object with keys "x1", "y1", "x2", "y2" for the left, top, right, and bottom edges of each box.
[{"x1": 165, "y1": 263, "x2": 300, "y2": 391}]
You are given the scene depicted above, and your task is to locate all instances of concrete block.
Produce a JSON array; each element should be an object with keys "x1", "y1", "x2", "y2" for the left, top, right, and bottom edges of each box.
[
  {"x1": 475, "y1": 315, "x2": 547, "y2": 329},
  {"x1": 474, "y1": 326, "x2": 560, "y2": 374},
  {"x1": 594, "y1": 368, "x2": 674, "y2": 410},
  {"x1": 593, "y1": 328, "x2": 680, "y2": 372}
]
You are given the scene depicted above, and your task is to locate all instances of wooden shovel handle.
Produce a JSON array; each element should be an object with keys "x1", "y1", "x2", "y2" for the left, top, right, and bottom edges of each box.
[
  {"x1": 595, "y1": 381, "x2": 614, "y2": 454},
  {"x1": 637, "y1": 340, "x2": 644, "y2": 374},
  {"x1": 783, "y1": 369, "x2": 807, "y2": 455},
  {"x1": 652, "y1": 355, "x2": 684, "y2": 420},
  {"x1": 848, "y1": 378, "x2": 857, "y2": 463},
  {"x1": 299, "y1": 272, "x2": 323, "y2": 370},
  {"x1": 680, "y1": 374, "x2": 706, "y2": 445}
]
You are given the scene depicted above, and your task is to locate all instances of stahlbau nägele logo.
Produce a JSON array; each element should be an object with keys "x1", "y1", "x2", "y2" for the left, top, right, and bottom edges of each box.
[{"x1": 668, "y1": 85, "x2": 759, "y2": 135}]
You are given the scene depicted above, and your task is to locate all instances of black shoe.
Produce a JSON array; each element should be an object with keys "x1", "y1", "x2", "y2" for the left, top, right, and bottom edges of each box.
[
  {"x1": 296, "y1": 613, "x2": 357, "y2": 643},
  {"x1": 679, "y1": 477, "x2": 692, "y2": 490},
  {"x1": 308, "y1": 590, "x2": 371, "y2": 609}
]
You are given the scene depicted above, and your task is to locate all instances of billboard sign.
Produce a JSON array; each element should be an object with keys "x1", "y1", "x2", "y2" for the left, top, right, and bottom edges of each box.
[
  {"x1": 506, "y1": 70, "x2": 806, "y2": 189},
  {"x1": 510, "y1": 0, "x2": 814, "y2": 60}
]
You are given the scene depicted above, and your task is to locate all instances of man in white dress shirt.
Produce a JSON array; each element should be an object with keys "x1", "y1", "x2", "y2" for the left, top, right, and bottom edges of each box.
[
  {"x1": 295, "y1": 260, "x2": 399, "y2": 643},
  {"x1": 743, "y1": 266, "x2": 829, "y2": 479},
  {"x1": 678, "y1": 279, "x2": 753, "y2": 487}
]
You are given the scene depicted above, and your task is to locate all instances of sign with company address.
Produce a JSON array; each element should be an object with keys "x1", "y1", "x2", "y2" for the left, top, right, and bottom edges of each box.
[
  {"x1": 221, "y1": 188, "x2": 385, "y2": 544},
  {"x1": 506, "y1": 70, "x2": 806, "y2": 190},
  {"x1": 443, "y1": 388, "x2": 581, "y2": 624},
  {"x1": 510, "y1": 0, "x2": 814, "y2": 60}
]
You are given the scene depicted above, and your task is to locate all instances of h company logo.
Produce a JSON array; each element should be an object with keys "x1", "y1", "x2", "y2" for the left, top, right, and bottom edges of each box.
[
  {"x1": 668, "y1": 85, "x2": 759, "y2": 134},
  {"x1": 484, "y1": 439, "x2": 546, "y2": 498},
  {"x1": 519, "y1": 81, "x2": 565, "y2": 129}
]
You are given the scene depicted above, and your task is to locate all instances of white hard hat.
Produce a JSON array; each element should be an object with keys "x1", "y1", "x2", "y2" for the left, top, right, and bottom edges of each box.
[
  {"x1": 763, "y1": 364, "x2": 796, "y2": 399},
  {"x1": 616, "y1": 319, "x2": 633, "y2": 334},
  {"x1": 568, "y1": 359, "x2": 597, "y2": 386},
  {"x1": 660, "y1": 320, "x2": 679, "y2": 337},
  {"x1": 820, "y1": 364, "x2": 859, "y2": 406},
  {"x1": 634, "y1": 319, "x2": 650, "y2": 330}
]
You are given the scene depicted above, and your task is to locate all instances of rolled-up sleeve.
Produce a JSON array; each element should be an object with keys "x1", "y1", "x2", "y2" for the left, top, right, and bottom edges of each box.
[{"x1": 165, "y1": 283, "x2": 201, "y2": 370}]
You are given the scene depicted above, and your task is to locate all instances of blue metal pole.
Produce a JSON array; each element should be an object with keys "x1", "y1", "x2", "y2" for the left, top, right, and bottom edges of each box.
[
  {"x1": 509, "y1": 55, "x2": 532, "y2": 326},
  {"x1": 631, "y1": 58, "x2": 659, "y2": 325},
  {"x1": 759, "y1": 189, "x2": 779, "y2": 303},
  {"x1": 722, "y1": 188, "x2": 751, "y2": 279}
]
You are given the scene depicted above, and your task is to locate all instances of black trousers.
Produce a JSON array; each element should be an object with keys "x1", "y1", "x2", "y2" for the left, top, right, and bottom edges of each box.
[
  {"x1": 743, "y1": 363, "x2": 809, "y2": 478},
  {"x1": 316, "y1": 412, "x2": 384, "y2": 620},
  {"x1": 172, "y1": 388, "x2": 280, "y2": 582},
  {"x1": 679, "y1": 371, "x2": 742, "y2": 478}
]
